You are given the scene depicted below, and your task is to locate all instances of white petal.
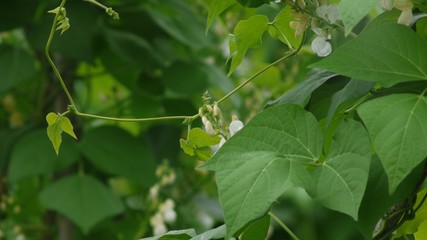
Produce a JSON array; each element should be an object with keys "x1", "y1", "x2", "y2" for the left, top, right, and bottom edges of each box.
[
  {"x1": 398, "y1": 9, "x2": 413, "y2": 25},
  {"x1": 229, "y1": 120, "x2": 244, "y2": 136},
  {"x1": 317, "y1": 41, "x2": 332, "y2": 57}
]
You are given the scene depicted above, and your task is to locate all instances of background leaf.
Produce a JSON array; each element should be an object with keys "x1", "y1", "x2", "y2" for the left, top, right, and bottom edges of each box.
[
  {"x1": 338, "y1": 0, "x2": 379, "y2": 35},
  {"x1": 206, "y1": 0, "x2": 235, "y2": 33},
  {"x1": 140, "y1": 229, "x2": 197, "y2": 240},
  {"x1": 310, "y1": 24, "x2": 427, "y2": 87},
  {"x1": 190, "y1": 225, "x2": 226, "y2": 240},
  {"x1": 268, "y1": 6, "x2": 303, "y2": 49},
  {"x1": 239, "y1": 213, "x2": 270, "y2": 240},
  {"x1": 81, "y1": 126, "x2": 156, "y2": 187},
  {"x1": 40, "y1": 174, "x2": 124, "y2": 234},
  {"x1": 358, "y1": 93, "x2": 427, "y2": 193}
]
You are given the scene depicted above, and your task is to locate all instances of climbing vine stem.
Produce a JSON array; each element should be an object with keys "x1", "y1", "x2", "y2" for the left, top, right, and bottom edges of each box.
[{"x1": 268, "y1": 211, "x2": 301, "y2": 240}]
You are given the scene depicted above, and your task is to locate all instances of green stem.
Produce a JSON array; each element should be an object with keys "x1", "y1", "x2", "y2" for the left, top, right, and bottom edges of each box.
[
  {"x1": 84, "y1": 0, "x2": 108, "y2": 10},
  {"x1": 268, "y1": 211, "x2": 300, "y2": 240},
  {"x1": 217, "y1": 33, "x2": 304, "y2": 105},
  {"x1": 74, "y1": 109, "x2": 193, "y2": 122},
  {"x1": 45, "y1": 0, "x2": 76, "y2": 107}
]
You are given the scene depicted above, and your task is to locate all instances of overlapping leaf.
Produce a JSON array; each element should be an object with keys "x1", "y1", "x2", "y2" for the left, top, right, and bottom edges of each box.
[
  {"x1": 268, "y1": 6, "x2": 303, "y2": 49},
  {"x1": 311, "y1": 24, "x2": 427, "y2": 87},
  {"x1": 140, "y1": 229, "x2": 197, "y2": 240},
  {"x1": 338, "y1": 0, "x2": 379, "y2": 35},
  {"x1": 206, "y1": 0, "x2": 235, "y2": 33},
  {"x1": 200, "y1": 104, "x2": 322, "y2": 237},
  {"x1": 46, "y1": 112, "x2": 77, "y2": 155},
  {"x1": 358, "y1": 93, "x2": 427, "y2": 193}
]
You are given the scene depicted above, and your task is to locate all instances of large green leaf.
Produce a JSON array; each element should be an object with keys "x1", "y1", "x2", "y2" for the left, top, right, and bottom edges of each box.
[
  {"x1": 313, "y1": 120, "x2": 371, "y2": 220},
  {"x1": 81, "y1": 126, "x2": 156, "y2": 187},
  {"x1": 357, "y1": 93, "x2": 427, "y2": 193},
  {"x1": 200, "y1": 104, "x2": 322, "y2": 238},
  {"x1": 310, "y1": 24, "x2": 427, "y2": 87},
  {"x1": 228, "y1": 15, "x2": 269, "y2": 75},
  {"x1": 191, "y1": 225, "x2": 226, "y2": 240},
  {"x1": 9, "y1": 130, "x2": 79, "y2": 181},
  {"x1": 39, "y1": 174, "x2": 124, "y2": 234},
  {"x1": 266, "y1": 69, "x2": 338, "y2": 108},
  {"x1": 338, "y1": 0, "x2": 379, "y2": 35},
  {"x1": 0, "y1": 46, "x2": 36, "y2": 93},
  {"x1": 206, "y1": 0, "x2": 235, "y2": 33},
  {"x1": 240, "y1": 213, "x2": 270, "y2": 240}
]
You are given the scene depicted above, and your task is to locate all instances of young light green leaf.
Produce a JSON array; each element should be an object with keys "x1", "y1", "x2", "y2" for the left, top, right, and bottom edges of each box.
[
  {"x1": 199, "y1": 104, "x2": 322, "y2": 238},
  {"x1": 228, "y1": 15, "x2": 269, "y2": 75},
  {"x1": 39, "y1": 174, "x2": 124, "y2": 234},
  {"x1": 60, "y1": 116, "x2": 77, "y2": 139},
  {"x1": 338, "y1": 0, "x2": 379, "y2": 35},
  {"x1": 206, "y1": 0, "x2": 235, "y2": 33},
  {"x1": 310, "y1": 24, "x2": 427, "y2": 87},
  {"x1": 189, "y1": 128, "x2": 221, "y2": 147},
  {"x1": 357, "y1": 93, "x2": 427, "y2": 193},
  {"x1": 47, "y1": 120, "x2": 63, "y2": 155},
  {"x1": 268, "y1": 6, "x2": 303, "y2": 49},
  {"x1": 415, "y1": 220, "x2": 427, "y2": 240}
]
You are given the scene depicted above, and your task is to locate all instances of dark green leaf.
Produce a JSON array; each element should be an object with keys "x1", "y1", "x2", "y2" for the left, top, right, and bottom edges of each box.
[
  {"x1": 39, "y1": 174, "x2": 124, "y2": 234},
  {"x1": 8, "y1": 130, "x2": 79, "y2": 181},
  {"x1": 81, "y1": 126, "x2": 156, "y2": 187},
  {"x1": 240, "y1": 213, "x2": 270, "y2": 240},
  {"x1": 266, "y1": 69, "x2": 338, "y2": 108},
  {"x1": 237, "y1": 0, "x2": 272, "y2": 8},
  {"x1": 145, "y1": 0, "x2": 208, "y2": 50},
  {"x1": 357, "y1": 93, "x2": 427, "y2": 193},
  {"x1": 0, "y1": 46, "x2": 36, "y2": 93},
  {"x1": 310, "y1": 24, "x2": 427, "y2": 87}
]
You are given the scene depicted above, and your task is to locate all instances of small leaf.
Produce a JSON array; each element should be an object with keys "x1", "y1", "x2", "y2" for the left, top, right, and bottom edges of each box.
[
  {"x1": 228, "y1": 15, "x2": 269, "y2": 75},
  {"x1": 194, "y1": 147, "x2": 214, "y2": 161},
  {"x1": 268, "y1": 6, "x2": 303, "y2": 49},
  {"x1": 358, "y1": 93, "x2": 427, "y2": 193},
  {"x1": 47, "y1": 121, "x2": 63, "y2": 155},
  {"x1": 206, "y1": 0, "x2": 235, "y2": 33},
  {"x1": 60, "y1": 116, "x2": 77, "y2": 139},
  {"x1": 46, "y1": 112, "x2": 58, "y2": 125},
  {"x1": 189, "y1": 128, "x2": 221, "y2": 147},
  {"x1": 39, "y1": 174, "x2": 124, "y2": 234},
  {"x1": 338, "y1": 0, "x2": 379, "y2": 35},
  {"x1": 180, "y1": 139, "x2": 195, "y2": 156},
  {"x1": 310, "y1": 24, "x2": 427, "y2": 87}
]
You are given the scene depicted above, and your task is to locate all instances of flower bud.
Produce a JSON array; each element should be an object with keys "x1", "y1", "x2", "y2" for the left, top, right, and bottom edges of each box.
[
  {"x1": 198, "y1": 107, "x2": 204, "y2": 117},
  {"x1": 206, "y1": 105, "x2": 213, "y2": 113},
  {"x1": 204, "y1": 120, "x2": 215, "y2": 136},
  {"x1": 398, "y1": 9, "x2": 413, "y2": 25},
  {"x1": 213, "y1": 104, "x2": 222, "y2": 119}
]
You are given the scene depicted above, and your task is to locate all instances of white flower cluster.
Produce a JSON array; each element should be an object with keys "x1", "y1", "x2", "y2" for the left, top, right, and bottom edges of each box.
[
  {"x1": 380, "y1": 0, "x2": 414, "y2": 25},
  {"x1": 200, "y1": 101, "x2": 244, "y2": 154},
  {"x1": 311, "y1": 3, "x2": 340, "y2": 57},
  {"x1": 149, "y1": 199, "x2": 177, "y2": 235}
]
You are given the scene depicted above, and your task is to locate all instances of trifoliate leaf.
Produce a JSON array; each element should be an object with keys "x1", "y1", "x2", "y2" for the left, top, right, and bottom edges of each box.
[{"x1": 60, "y1": 116, "x2": 77, "y2": 139}]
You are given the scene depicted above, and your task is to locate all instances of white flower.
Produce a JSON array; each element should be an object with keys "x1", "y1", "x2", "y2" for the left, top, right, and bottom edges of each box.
[
  {"x1": 211, "y1": 136, "x2": 226, "y2": 154},
  {"x1": 316, "y1": 4, "x2": 340, "y2": 24},
  {"x1": 395, "y1": 0, "x2": 413, "y2": 11},
  {"x1": 398, "y1": 9, "x2": 413, "y2": 25},
  {"x1": 213, "y1": 104, "x2": 221, "y2": 119},
  {"x1": 149, "y1": 184, "x2": 160, "y2": 200},
  {"x1": 163, "y1": 209, "x2": 177, "y2": 223},
  {"x1": 311, "y1": 36, "x2": 332, "y2": 57},
  {"x1": 229, "y1": 120, "x2": 244, "y2": 136}
]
